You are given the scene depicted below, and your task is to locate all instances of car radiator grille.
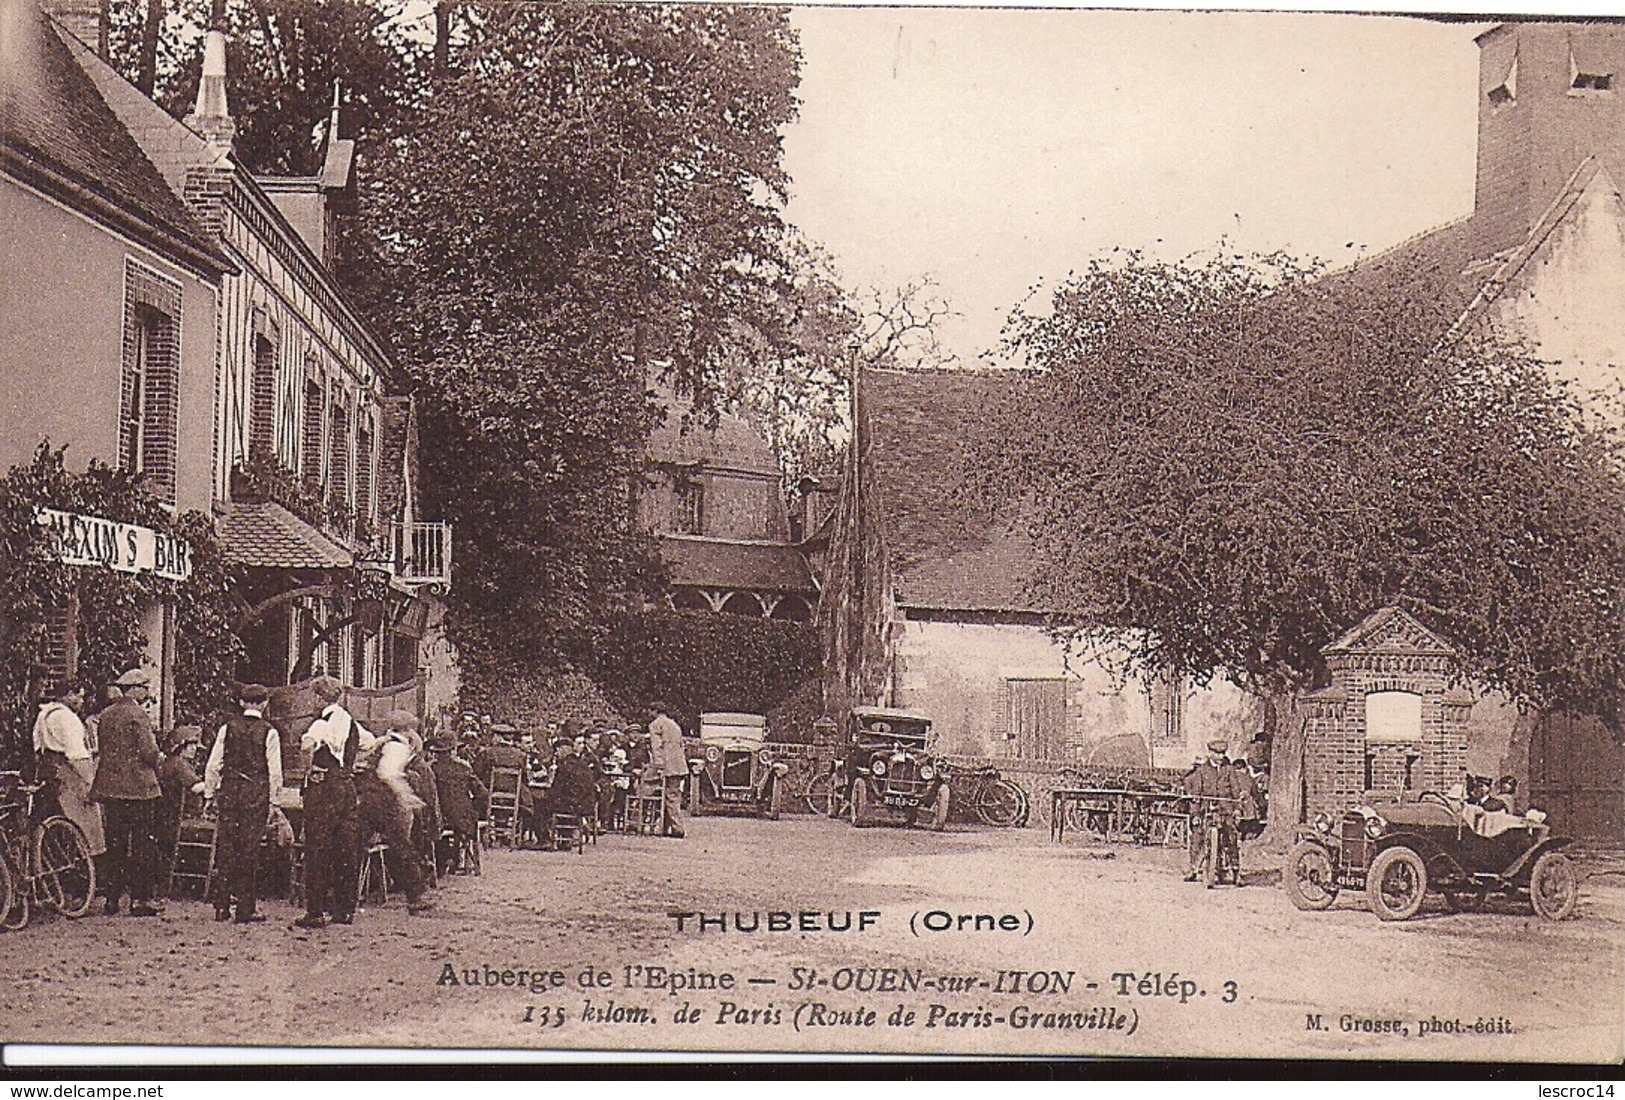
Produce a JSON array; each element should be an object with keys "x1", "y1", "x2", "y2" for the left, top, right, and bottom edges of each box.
[
  {"x1": 721, "y1": 751, "x2": 753, "y2": 790},
  {"x1": 884, "y1": 762, "x2": 927, "y2": 797}
]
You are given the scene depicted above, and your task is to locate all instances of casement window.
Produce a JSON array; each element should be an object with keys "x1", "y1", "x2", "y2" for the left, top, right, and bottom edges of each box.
[
  {"x1": 674, "y1": 476, "x2": 704, "y2": 535},
  {"x1": 329, "y1": 399, "x2": 351, "y2": 513},
  {"x1": 120, "y1": 262, "x2": 182, "y2": 505},
  {"x1": 356, "y1": 421, "x2": 374, "y2": 530},
  {"x1": 250, "y1": 332, "x2": 277, "y2": 460},
  {"x1": 301, "y1": 377, "x2": 325, "y2": 487}
]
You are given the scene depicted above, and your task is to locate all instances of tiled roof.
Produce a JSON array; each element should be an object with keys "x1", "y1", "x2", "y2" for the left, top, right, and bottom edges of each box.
[
  {"x1": 862, "y1": 367, "x2": 1045, "y2": 613},
  {"x1": 659, "y1": 535, "x2": 816, "y2": 594},
  {"x1": 220, "y1": 501, "x2": 353, "y2": 570},
  {"x1": 0, "y1": 0, "x2": 228, "y2": 278}
]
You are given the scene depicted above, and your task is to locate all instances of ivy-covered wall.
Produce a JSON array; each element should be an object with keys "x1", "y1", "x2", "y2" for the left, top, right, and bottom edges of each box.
[{"x1": 0, "y1": 445, "x2": 243, "y2": 767}]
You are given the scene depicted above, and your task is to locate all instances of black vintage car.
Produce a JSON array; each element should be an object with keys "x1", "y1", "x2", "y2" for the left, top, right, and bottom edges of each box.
[
  {"x1": 1285, "y1": 793, "x2": 1580, "y2": 921},
  {"x1": 686, "y1": 713, "x2": 788, "y2": 819},
  {"x1": 829, "y1": 707, "x2": 949, "y2": 830}
]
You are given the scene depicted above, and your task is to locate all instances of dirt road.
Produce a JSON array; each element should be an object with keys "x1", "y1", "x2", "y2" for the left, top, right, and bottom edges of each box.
[{"x1": 3, "y1": 815, "x2": 1620, "y2": 1062}]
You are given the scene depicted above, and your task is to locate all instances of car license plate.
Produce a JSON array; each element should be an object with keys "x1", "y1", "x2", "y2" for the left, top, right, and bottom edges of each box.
[{"x1": 721, "y1": 791, "x2": 751, "y2": 800}]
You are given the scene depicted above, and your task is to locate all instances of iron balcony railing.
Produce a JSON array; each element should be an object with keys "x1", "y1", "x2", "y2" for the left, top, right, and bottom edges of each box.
[{"x1": 392, "y1": 520, "x2": 452, "y2": 590}]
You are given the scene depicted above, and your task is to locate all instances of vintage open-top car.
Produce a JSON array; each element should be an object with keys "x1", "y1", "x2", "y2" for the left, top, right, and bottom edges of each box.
[
  {"x1": 1285, "y1": 792, "x2": 1580, "y2": 921},
  {"x1": 830, "y1": 707, "x2": 950, "y2": 830},
  {"x1": 686, "y1": 713, "x2": 788, "y2": 819}
]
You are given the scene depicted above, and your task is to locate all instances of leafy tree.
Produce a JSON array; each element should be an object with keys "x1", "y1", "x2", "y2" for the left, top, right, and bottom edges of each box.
[
  {"x1": 967, "y1": 248, "x2": 1625, "y2": 832},
  {"x1": 352, "y1": 3, "x2": 804, "y2": 685}
]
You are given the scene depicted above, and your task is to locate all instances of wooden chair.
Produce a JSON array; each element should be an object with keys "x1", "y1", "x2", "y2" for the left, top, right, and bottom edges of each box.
[
  {"x1": 358, "y1": 835, "x2": 392, "y2": 904},
  {"x1": 550, "y1": 813, "x2": 585, "y2": 854},
  {"x1": 627, "y1": 780, "x2": 665, "y2": 835},
  {"x1": 487, "y1": 766, "x2": 523, "y2": 848},
  {"x1": 168, "y1": 791, "x2": 217, "y2": 898}
]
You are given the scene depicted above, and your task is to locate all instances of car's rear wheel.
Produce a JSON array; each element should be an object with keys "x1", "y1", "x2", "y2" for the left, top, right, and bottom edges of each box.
[
  {"x1": 1529, "y1": 851, "x2": 1579, "y2": 921},
  {"x1": 1285, "y1": 839, "x2": 1339, "y2": 911},
  {"x1": 849, "y1": 780, "x2": 873, "y2": 828},
  {"x1": 1365, "y1": 846, "x2": 1427, "y2": 921}
]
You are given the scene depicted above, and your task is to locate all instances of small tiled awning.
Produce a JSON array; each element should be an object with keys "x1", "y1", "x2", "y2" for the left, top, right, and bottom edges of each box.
[
  {"x1": 220, "y1": 502, "x2": 353, "y2": 570},
  {"x1": 658, "y1": 535, "x2": 816, "y2": 594}
]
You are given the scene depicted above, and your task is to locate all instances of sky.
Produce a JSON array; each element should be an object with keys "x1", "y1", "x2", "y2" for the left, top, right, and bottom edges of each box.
[{"x1": 780, "y1": 9, "x2": 1491, "y2": 364}]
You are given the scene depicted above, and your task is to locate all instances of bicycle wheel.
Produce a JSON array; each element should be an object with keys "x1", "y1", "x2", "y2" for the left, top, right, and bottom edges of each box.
[
  {"x1": 0, "y1": 848, "x2": 14, "y2": 931},
  {"x1": 801, "y1": 769, "x2": 833, "y2": 816},
  {"x1": 975, "y1": 778, "x2": 1026, "y2": 827},
  {"x1": 35, "y1": 816, "x2": 96, "y2": 917}
]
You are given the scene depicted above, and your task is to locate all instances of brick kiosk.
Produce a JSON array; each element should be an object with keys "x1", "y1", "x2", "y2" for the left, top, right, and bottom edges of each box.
[{"x1": 1301, "y1": 607, "x2": 1473, "y2": 820}]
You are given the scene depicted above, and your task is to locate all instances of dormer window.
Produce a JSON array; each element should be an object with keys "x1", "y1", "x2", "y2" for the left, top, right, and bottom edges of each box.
[
  {"x1": 1570, "y1": 40, "x2": 1614, "y2": 94},
  {"x1": 1487, "y1": 48, "x2": 1517, "y2": 106}
]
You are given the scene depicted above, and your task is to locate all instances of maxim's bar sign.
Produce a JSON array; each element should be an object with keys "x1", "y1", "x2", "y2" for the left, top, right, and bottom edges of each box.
[{"x1": 34, "y1": 507, "x2": 193, "y2": 582}]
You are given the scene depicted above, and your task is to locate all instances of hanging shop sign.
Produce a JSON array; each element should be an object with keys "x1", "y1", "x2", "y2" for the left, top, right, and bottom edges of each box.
[{"x1": 34, "y1": 507, "x2": 193, "y2": 582}]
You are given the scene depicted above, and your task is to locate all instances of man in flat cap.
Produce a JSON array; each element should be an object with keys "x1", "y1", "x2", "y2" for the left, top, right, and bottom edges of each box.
[
  {"x1": 296, "y1": 675, "x2": 377, "y2": 928},
  {"x1": 1182, "y1": 738, "x2": 1241, "y2": 885},
  {"x1": 203, "y1": 684, "x2": 282, "y2": 923},
  {"x1": 89, "y1": 668, "x2": 162, "y2": 916}
]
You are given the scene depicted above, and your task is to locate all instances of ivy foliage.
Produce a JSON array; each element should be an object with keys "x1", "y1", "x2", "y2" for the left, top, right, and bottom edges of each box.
[
  {"x1": 0, "y1": 445, "x2": 243, "y2": 765},
  {"x1": 585, "y1": 608, "x2": 819, "y2": 734},
  {"x1": 968, "y1": 249, "x2": 1625, "y2": 722}
]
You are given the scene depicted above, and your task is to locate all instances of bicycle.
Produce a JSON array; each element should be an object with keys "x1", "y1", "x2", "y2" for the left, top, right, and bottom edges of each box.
[
  {"x1": 0, "y1": 770, "x2": 98, "y2": 931},
  {"x1": 798, "y1": 762, "x2": 837, "y2": 816},
  {"x1": 941, "y1": 763, "x2": 1028, "y2": 827}
]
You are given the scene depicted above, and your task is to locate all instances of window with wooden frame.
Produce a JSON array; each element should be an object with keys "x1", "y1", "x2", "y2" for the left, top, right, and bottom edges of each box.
[
  {"x1": 674, "y1": 475, "x2": 704, "y2": 535},
  {"x1": 119, "y1": 262, "x2": 182, "y2": 505},
  {"x1": 250, "y1": 330, "x2": 278, "y2": 461},
  {"x1": 301, "y1": 375, "x2": 325, "y2": 488}
]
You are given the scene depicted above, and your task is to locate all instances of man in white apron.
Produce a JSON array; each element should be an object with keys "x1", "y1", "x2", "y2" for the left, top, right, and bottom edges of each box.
[{"x1": 31, "y1": 679, "x2": 106, "y2": 856}]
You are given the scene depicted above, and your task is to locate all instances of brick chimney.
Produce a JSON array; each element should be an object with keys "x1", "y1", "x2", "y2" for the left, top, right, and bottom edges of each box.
[
  {"x1": 1473, "y1": 21, "x2": 1625, "y2": 254},
  {"x1": 39, "y1": 0, "x2": 106, "y2": 55}
]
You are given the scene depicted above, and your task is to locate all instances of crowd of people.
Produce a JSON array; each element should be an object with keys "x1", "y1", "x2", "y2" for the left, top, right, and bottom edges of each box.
[{"x1": 23, "y1": 670, "x2": 693, "y2": 931}]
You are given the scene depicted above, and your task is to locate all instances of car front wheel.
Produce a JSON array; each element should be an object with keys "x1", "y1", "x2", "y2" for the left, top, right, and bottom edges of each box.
[
  {"x1": 1365, "y1": 846, "x2": 1428, "y2": 921},
  {"x1": 1529, "y1": 851, "x2": 1579, "y2": 921},
  {"x1": 1285, "y1": 839, "x2": 1339, "y2": 911}
]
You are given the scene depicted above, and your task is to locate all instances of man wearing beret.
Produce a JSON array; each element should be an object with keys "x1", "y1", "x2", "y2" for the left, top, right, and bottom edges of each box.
[
  {"x1": 204, "y1": 684, "x2": 282, "y2": 923},
  {"x1": 89, "y1": 668, "x2": 162, "y2": 916},
  {"x1": 1182, "y1": 738, "x2": 1241, "y2": 885}
]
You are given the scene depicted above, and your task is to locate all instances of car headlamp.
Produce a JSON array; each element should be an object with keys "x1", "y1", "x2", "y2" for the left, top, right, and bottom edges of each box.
[
  {"x1": 872, "y1": 758, "x2": 888, "y2": 777},
  {"x1": 1364, "y1": 814, "x2": 1387, "y2": 840},
  {"x1": 1312, "y1": 813, "x2": 1331, "y2": 833},
  {"x1": 919, "y1": 764, "x2": 936, "y2": 781},
  {"x1": 758, "y1": 749, "x2": 772, "y2": 765},
  {"x1": 704, "y1": 746, "x2": 720, "y2": 763}
]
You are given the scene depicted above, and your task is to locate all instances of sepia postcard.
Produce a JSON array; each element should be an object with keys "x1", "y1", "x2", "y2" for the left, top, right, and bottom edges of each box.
[{"x1": 0, "y1": 0, "x2": 1621, "y2": 1070}]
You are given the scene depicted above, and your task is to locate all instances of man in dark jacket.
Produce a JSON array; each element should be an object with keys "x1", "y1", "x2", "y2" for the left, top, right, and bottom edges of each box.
[
  {"x1": 431, "y1": 737, "x2": 487, "y2": 875},
  {"x1": 89, "y1": 668, "x2": 163, "y2": 916},
  {"x1": 1182, "y1": 739, "x2": 1241, "y2": 884},
  {"x1": 203, "y1": 685, "x2": 282, "y2": 923}
]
